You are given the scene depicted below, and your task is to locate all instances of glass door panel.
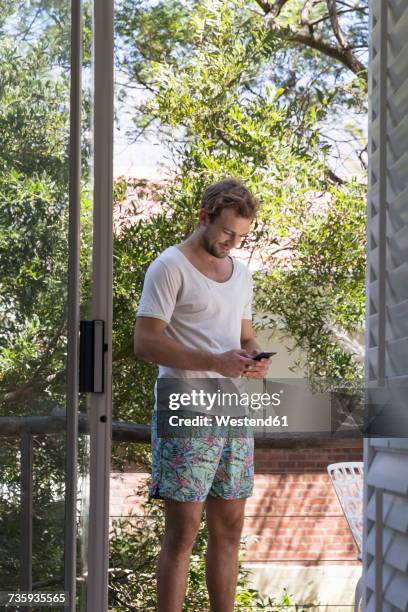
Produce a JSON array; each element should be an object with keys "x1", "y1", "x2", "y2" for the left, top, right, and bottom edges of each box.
[
  {"x1": 0, "y1": 0, "x2": 94, "y2": 609},
  {"x1": 0, "y1": 0, "x2": 73, "y2": 599}
]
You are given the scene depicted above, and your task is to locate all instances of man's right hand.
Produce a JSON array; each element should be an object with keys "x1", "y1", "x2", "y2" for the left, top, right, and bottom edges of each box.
[{"x1": 212, "y1": 350, "x2": 255, "y2": 378}]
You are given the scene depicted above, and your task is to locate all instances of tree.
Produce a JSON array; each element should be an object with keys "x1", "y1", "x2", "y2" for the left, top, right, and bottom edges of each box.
[
  {"x1": 0, "y1": 8, "x2": 91, "y2": 592},
  {"x1": 254, "y1": 0, "x2": 368, "y2": 79},
  {"x1": 254, "y1": 179, "x2": 365, "y2": 380},
  {"x1": 115, "y1": 0, "x2": 368, "y2": 174},
  {"x1": 0, "y1": 0, "x2": 367, "y2": 600},
  {"x1": 112, "y1": 0, "x2": 367, "y2": 386}
]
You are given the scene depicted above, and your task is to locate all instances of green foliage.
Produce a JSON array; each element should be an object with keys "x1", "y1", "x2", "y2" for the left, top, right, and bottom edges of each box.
[
  {"x1": 111, "y1": 0, "x2": 366, "y2": 385},
  {"x1": 0, "y1": 40, "x2": 70, "y2": 178},
  {"x1": 115, "y1": 0, "x2": 198, "y2": 84},
  {"x1": 254, "y1": 180, "x2": 366, "y2": 380},
  {"x1": 0, "y1": 37, "x2": 71, "y2": 414},
  {"x1": 0, "y1": 170, "x2": 68, "y2": 413},
  {"x1": 108, "y1": 483, "x2": 294, "y2": 610},
  {"x1": 0, "y1": 32, "x2": 92, "y2": 415},
  {"x1": 0, "y1": 0, "x2": 93, "y2": 68},
  {"x1": 117, "y1": 0, "x2": 368, "y2": 155},
  {"x1": 0, "y1": 0, "x2": 367, "y2": 599},
  {"x1": 0, "y1": 6, "x2": 91, "y2": 592}
]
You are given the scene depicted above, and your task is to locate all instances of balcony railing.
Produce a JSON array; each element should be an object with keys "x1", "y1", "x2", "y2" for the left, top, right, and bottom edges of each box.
[{"x1": 0, "y1": 412, "x2": 360, "y2": 595}]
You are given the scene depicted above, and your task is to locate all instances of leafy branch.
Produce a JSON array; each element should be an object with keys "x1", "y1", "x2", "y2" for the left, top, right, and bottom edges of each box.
[{"x1": 255, "y1": 0, "x2": 367, "y2": 83}]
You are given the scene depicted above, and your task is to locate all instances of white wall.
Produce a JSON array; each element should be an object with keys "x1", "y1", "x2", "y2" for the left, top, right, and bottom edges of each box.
[{"x1": 254, "y1": 325, "x2": 307, "y2": 378}]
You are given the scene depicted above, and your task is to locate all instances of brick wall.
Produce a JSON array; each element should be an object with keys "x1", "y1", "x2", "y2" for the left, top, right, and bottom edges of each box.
[{"x1": 109, "y1": 439, "x2": 363, "y2": 566}]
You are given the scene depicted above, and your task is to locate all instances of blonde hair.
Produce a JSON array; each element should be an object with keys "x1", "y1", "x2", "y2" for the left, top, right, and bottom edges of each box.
[{"x1": 200, "y1": 178, "x2": 259, "y2": 221}]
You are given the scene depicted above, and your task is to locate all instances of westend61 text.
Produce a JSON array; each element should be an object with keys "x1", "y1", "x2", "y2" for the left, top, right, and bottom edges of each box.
[{"x1": 168, "y1": 414, "x2": 289, "y2": 427}]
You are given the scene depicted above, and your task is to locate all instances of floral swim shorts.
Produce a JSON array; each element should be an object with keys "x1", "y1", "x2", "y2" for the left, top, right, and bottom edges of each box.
[{"x1": 149, "y1": 410, "x2": 254, "y2": 502}]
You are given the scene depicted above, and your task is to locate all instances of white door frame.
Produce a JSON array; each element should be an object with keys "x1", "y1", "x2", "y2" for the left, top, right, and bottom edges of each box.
[
  {"x1": 86, "y1": 0, "x2": 114, "y2": 608},
  {"x1": 65, "y1": 0, "x2": 83, "y2": 609}
]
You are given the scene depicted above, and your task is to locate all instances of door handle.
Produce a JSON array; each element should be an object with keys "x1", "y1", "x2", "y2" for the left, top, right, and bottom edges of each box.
[{"x1": 79, "y1": 320, "x2": 105, "y2": 393}]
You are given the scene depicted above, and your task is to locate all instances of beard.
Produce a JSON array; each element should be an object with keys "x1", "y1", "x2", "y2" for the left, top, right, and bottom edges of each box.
[{"x1": 201, "y1": 233, "x2": 228, "y2": 258}]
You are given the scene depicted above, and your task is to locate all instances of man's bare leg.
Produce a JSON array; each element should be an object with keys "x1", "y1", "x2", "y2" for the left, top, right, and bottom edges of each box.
[
  {"x1": 157, "y1": 499, "x2": 203, "y2": 612},
  {"x1": 205, "y1": 496, "x2": 247, "y2": 612}
]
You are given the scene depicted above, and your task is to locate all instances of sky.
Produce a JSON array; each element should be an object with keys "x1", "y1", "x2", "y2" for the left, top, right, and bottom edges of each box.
[
  {"x1": 114, "y1": 135, "x2": 165, "y2": 180},
  {"x1": 113, "y1": 71, "x2": 167, "y2": 179}
]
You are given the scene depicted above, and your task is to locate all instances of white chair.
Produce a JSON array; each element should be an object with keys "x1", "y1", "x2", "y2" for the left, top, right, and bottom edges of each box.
[{"x1": 327, "y1": 462, "x2": 363, "y2": 612}]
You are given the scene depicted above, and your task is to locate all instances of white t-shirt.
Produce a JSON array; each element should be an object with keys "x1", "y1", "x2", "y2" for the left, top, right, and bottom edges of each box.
[{"x1": 137, "y1": 245, "x2": 253, "y2": 379}]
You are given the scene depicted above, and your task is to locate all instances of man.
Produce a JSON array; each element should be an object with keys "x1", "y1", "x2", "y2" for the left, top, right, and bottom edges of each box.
[{"x1": 134, "y1": 178, "x2": 272, "y2": 612}]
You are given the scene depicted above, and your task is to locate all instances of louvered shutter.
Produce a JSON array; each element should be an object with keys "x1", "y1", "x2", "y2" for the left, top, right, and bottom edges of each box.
[{"x1": 364, "y1": 1, "x2": 408, "y2": 610}]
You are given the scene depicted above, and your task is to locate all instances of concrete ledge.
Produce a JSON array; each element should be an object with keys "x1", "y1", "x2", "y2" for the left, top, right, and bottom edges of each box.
[{"x1": 244, "y1": 562, "x2": 362, "y2": 610}]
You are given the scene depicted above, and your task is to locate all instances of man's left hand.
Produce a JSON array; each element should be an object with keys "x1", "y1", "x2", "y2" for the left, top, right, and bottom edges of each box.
[{"x1": 242, "y1": 350, "x2": 272, "y2": 379}]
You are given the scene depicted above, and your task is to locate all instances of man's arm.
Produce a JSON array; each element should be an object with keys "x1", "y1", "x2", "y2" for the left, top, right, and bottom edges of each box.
[
  {"x1": 240, "y1": 319, "x2": 272, "y2": 378},
  {"x1": 241, "y1": 319, "x2": 262, "y2": 356},
  {"x1": 134, "y1": 316, "x2": 255, "y2": 378}
]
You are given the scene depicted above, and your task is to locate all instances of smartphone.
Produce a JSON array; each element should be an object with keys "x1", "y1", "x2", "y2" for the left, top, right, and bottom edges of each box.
[{"x1": 252, "y1": 351, "x2": 276, "y2": 361}]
